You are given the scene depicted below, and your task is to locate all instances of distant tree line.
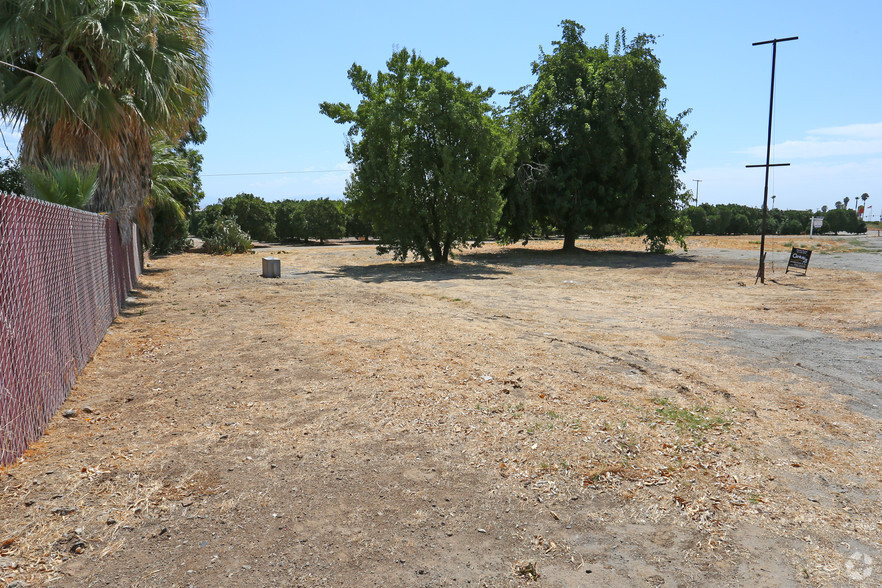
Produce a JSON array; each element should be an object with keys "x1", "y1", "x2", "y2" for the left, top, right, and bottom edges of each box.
[
  {"x1": 684, "y1": 203, "x2": 866, "y2": 236},
  {"x1": 191, "y1": 193, "x2": 366, "y2": 246}
]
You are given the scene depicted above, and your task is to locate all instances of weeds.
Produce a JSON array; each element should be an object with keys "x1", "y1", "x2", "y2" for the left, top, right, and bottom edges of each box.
[{"x1": 651, "y1": 397, "x2": 731, "y2": 437}]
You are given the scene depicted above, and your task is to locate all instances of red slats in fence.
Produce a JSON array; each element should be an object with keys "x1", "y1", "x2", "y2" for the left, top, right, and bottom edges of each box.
[{"x1": 0, "y1": 193, "x2": 140, "y2": 465}]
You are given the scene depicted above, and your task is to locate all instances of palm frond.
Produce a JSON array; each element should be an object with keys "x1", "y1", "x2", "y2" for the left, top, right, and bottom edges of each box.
[
  {"x1": 22, "y1": 159, "x2": 98, "y2": 209},
  {"x1": 1, "y1": 0, "x2": 210, "y2": 241}
]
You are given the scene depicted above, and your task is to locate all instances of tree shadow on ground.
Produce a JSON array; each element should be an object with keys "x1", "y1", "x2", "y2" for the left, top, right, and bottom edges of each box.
[
  {"x1": 331, "y1": 260, "x2": 511, "y2": 283},
  {"x1": 459, "y1": 246, "x2": 695, "y2": 269}
]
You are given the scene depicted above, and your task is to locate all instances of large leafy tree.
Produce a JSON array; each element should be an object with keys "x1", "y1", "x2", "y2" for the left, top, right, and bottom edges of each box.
[
  {"x1": 275, "y1": 199, "x2": 308, "y2": 242},
  {"x1": 503, "y1": 21, "x2": 692, "y2": 252},
  {"x1": 302, "y1": 198, "x2": 345, "y2": 244},
  {"x1": 823, "y1": 208, "x2": 866, "y2": 234},
  {"x1": 220, "y1": 192, "x2": 276, "y2": 243},
  {"x1": 321, "y1": 49, "x2": 511, "y2": 263},
  {"x1": 0, "y1": 0, "x2": 210, "y2": 242}
]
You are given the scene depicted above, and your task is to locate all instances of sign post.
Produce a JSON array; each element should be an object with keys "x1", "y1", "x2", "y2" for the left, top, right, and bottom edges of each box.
[{"x1": 746, "y1": 36, "x2": 798, "y2": 284}]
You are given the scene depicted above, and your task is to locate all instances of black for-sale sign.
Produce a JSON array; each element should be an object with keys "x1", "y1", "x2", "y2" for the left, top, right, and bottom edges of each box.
[{"x1": 786, "y1": 247, "x2": 812, "y2": 274}]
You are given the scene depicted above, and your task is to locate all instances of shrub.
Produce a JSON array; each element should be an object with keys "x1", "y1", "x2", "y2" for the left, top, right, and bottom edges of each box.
[{"x1": 203, "y1": 216, "x2": 253, "y2": 255}]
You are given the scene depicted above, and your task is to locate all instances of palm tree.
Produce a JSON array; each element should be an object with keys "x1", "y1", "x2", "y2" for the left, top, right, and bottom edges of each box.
[{"x1": 0, "y1": 0, "x2": 210, "y2": 243}]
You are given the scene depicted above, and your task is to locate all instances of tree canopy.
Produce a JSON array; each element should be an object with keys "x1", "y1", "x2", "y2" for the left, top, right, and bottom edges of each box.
[
  {"x1": 321, "y1": 49, "x2": 511, "y2": 263},
  {"x1": 502, "y1": 21, "x2": 692, "y2": 252},
  {"x1": 822, "y1": 208, "x2": 866, "y2": 234},
  {"x1": 0, "y1": 156, "x2": 24, "y2": 195},
  {"x1": 275, "y1": 198, "x2": 346, "y2": 244},
  {"x1": 221, "y1": 193, "x2": 277, "y2": 243}
]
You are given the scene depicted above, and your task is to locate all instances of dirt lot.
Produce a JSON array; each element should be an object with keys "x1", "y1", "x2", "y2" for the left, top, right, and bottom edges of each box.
[{"x1": 1, "y1": 235, "x2": 881, "y2": 587}]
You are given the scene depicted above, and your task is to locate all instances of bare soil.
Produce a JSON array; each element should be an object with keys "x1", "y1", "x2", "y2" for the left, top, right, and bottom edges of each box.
[{"x1": 1, "y1": 235, "x2": 881, "y2": 587}]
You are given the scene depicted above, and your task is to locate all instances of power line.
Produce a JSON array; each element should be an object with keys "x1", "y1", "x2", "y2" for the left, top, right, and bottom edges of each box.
[{"x1": 202, "y1": 169, "x2": 350, "y2": 177}]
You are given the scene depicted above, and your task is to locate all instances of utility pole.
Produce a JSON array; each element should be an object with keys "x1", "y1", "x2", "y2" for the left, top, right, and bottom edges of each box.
[
  {"x1": 693, "y1": 179, "x2": 702, "y2": 205},
  {"x1": 746, "y1": 36, "x2": 797, "y2": 284}
]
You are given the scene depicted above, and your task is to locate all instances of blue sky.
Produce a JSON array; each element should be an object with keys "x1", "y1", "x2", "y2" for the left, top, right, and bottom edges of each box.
[{"x1": 4, "y1": 1, "x2": 881, "y2": 217}]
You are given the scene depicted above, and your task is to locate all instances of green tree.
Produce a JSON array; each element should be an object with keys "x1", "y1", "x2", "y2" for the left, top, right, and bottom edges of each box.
[
  {"x1": 504, "y1": 21, "x2": 692, "y2": 252},
  {"x1": 730, "y1": 213, "x2": 751, "y2": 235},
  {"x1": 342, "y1": 194, "x2": 372, "y2": 241},
  {"x1": 221, "y1": 193, "x2": 276, "y2": 242},
  {"x1": 275, "y1": 199, "x2": 308, "y2": 242},
  {"x1": 321, "y1": 49, "x2": 511, "y2": 263},
  {"x1": 0, "y1": 0, "x2": 210, "y2": 242},
  {"x1": 0, "y1": 156, "x2": 24, "y2": 194},
  {"x1": 822, "y1": 208, "x2": 865, "y2": 234},
  {"x1": 778, "y1": 218, "x2": 804, "y2": 235},
  {"x1": 685, "y1": 206, "x2": 707, "y2": 235},
  {"x1": 303, "y1": 198, "x2": 345, "y2": 244},
  {"x1": 192, "y1": 203, "x2": 223, "y2": 239}
]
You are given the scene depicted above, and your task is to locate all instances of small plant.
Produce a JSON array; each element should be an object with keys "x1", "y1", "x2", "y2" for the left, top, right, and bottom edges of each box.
[
  {"x1": 655, "y1": 403, "x2": 730, "y2": 435},
  {"x1": 22, "y1": 160, "x2": 98, "y2": 209}
]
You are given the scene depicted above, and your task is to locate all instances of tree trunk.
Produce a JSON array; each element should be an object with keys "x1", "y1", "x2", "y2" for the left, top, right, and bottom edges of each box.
[
  {"x1": 22, "y1": 115, "x2": 151, "y2": 246},
  {"x1": 429, "y1": 241, "x2": 444, "y2": 262},
  {"x1": 562, "y1": 231, "x2": 577, "y2": 251}
]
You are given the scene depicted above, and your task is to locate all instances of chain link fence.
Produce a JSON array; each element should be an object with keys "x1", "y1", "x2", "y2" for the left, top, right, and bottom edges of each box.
[{"x1": 0, "y1": 193, "x2": 141, "y2": 465}]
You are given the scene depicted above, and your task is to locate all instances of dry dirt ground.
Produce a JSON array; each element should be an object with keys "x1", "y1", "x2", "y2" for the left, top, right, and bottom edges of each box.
[{"x1": 1, "y1": 235, "x2": 881, "y2": 587}]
